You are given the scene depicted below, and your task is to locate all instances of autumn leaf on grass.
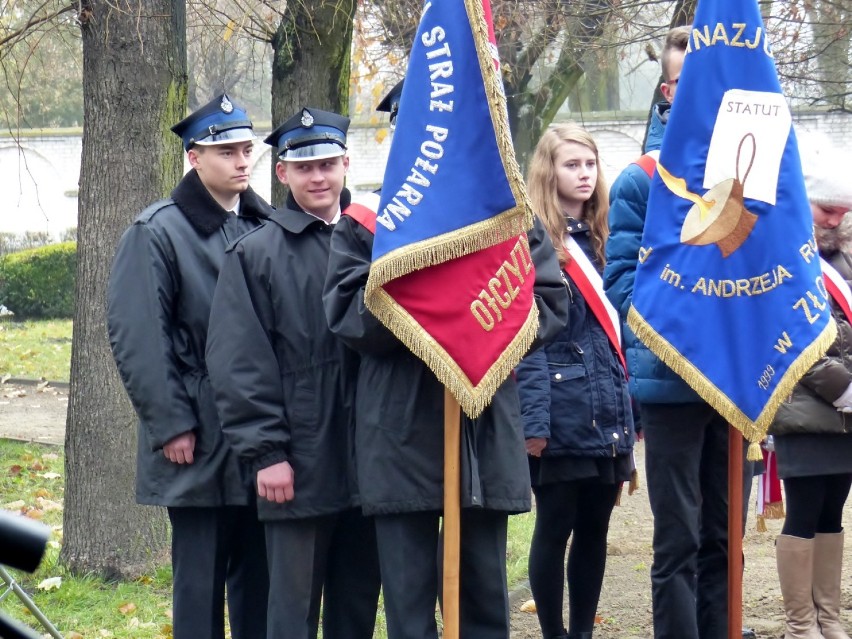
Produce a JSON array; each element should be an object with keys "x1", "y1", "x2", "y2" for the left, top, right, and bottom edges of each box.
[
  {"x1": 25, "y1": 508, "x2": 44, "y2": 520},
  {"x1": 38, "y1": 472, "x2": 61, "y2": 480},
  {"x1": 65, "y1": 632, "x2": 84, "y2": 639},
  {"x1": 29, "y1": 461, "x2": 45, "y2": 471},
  {"x1": 36, "y1": 497, "x2": 62, "y2": 512},
  {"x1": 519, "y1": 599, "x2": 537, "y2": 613},
  {"x1": 8, "y1": 464, "x2": 22, "y2": 476},
  {"x1": 37, "y1": 576, "x2": 62, "y2": 591},
  {"x1": 42, "y1": 453, "x2": 59, "y2": 461},
  {"x1": 118, "y1": 602, "x2": 137, "y2": 615},
  {"x1": 35, "y1": 488, "x2": 51, "y2": 498}
]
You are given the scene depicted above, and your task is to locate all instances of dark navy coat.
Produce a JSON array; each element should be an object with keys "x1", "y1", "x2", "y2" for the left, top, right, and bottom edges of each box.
[
  {"x1": 206, "y1": 191, "x2": 361, "y2": 521},
  {"x1": 107, "y1": 170, "x2": 272, "y2": 507},
  {"x1": 516, "y1": 233, "x2": 635, "y2": 459},
  {"x1": 322, "y1": 215, "x2": 570, "y2": 516}
]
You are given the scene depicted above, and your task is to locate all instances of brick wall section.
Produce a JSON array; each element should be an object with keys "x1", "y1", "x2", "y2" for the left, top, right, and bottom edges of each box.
[{"x1": 4, "y1": 111, "x2": 852, "y2": 233}]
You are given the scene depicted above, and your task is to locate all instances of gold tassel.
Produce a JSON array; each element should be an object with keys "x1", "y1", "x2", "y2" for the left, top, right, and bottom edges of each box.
[
  {"x1": 747, "y1": 441, "x2": 763, "y2": 462},
  {"x1": 756, "y1": 514, "x2": 767, "y2": 533}
]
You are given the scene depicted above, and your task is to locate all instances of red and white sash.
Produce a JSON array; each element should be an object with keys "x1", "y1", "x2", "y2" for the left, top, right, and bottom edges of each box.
[
  {"x1": 562, "y1": 235, "x2": 627, "y2": 373},
  {"x1": 343, "y1": 192, "x2": 380, "y2": 234},
  {"x1": 821, "y1": 257, "x2": 852, "y2": 325}
]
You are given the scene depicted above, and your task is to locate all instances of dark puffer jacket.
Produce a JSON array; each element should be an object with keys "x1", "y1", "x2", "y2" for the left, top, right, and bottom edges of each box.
[{"x1": 602, "y1": 102, "x2": 701, "y2": 404}]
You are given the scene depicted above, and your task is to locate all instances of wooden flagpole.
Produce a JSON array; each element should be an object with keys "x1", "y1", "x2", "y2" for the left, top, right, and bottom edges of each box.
[
  {"x1": 728, "y1": 424, "x2": 744, "y2": 639},
  {"x1": 443, "y1": 388, "x2": 462, "y2": 639}
]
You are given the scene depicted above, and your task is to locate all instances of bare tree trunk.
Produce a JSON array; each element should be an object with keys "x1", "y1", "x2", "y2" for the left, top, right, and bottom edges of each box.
[
  {"x1": 62, "y1": 0, "x2": 186, "y2": 578},
  {"x1": 270, "y1": 0, "x2": 356, "y2": 205},
  {"x1": 808, "y1": 0, "x2": 851, "y2": 110}
]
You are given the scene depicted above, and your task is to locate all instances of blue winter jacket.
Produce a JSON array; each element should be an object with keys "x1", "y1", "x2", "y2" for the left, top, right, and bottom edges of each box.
[
  {"x1": 516, "y1": 236, "x2": 635, "y2": 458},
  {"x1": 602, "y1": 103, "x2": 701, "y2": 404}
]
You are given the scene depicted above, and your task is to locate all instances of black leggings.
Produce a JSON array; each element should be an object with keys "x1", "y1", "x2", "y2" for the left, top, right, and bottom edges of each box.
[
  {"x1": 781, "y1": 473, "x2": 852, "y2": 538},
  {"x1": 528, "y1": 480, "x2": 620, "y2": 637}
]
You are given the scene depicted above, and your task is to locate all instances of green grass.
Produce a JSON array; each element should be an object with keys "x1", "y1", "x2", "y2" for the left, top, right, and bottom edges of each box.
[
  {"x1": 0, "y1": 439, "x2": 174, "y2": 638},
  {"x1": 0, "y1": 320, "x2": 536, "y2": 636},
  {"x1": 507, "y1": 511, "x2": 534, "y2": 588},
  {"x1": 0, "y1": 319, "x2": 72, "y2": 382}
]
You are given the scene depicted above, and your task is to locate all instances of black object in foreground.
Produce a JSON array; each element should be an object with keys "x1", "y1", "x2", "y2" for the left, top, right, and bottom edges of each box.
[{"x1": 0, "y1": 510, "x2": 49, "y2": 573}]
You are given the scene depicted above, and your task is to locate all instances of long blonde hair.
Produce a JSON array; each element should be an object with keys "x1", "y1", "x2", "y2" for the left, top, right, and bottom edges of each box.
[{"x1": 527, "y1": 123, "x2": 609, "y2": 266}]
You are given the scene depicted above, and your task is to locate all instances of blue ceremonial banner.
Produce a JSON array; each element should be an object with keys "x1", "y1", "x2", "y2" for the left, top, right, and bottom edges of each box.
[
  {"x1": 627, "y1": 0, "x2": 836, "y2": 446},
  {"x1": 368, "y1": 0, "x2": 530, "y2": 260},
  {"x1": 362, "y1": 0, "x2": 538, "y2": 418}
]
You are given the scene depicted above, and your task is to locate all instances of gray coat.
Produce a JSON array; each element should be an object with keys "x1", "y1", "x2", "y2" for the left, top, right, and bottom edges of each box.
[
  {"x1": 322, "y1": 215, "x2": 570, "y2": 516},
  {"x1": 206, "y1": 191, "x2": 361, "y2": 521},
  {"x1": 107, "y1": 170, "x2": 272, "y2": 506},
  {"x1": 770, "y1": 239, "x2": 852, "y2": 477}
]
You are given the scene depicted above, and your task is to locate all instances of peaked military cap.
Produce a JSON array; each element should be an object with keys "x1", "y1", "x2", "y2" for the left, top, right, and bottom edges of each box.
[
  {"x1": 377, "y1": 79, "x2": 404, "y2": 124},
  {"x1": 264, "y1": 107, "x2": 350, "y2": 161},
  {"x1": 171, "y1": 93, "x2": 255, "y2": 151}
]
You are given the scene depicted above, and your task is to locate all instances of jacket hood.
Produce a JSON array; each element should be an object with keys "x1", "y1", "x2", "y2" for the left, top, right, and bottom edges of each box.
[{"x1": 644, "y1": 102, "x2": 671, "y2": 153}]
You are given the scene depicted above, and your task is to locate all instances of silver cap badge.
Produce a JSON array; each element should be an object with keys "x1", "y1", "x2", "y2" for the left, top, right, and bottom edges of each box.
[
  {"x1": 300, "y1": 109, "x2": 314, "y2": 127},
  {"x1": 220, "y1": 95, "x2": 234, "y2": 114}
]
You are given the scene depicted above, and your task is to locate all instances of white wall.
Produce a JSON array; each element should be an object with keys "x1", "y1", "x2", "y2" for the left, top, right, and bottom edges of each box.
[{"x1": 4, "y1": 110, "x2": 851, "y2": 237}]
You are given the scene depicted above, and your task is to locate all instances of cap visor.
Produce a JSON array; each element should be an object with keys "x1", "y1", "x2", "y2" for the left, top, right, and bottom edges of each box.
[
  {"x1": 194, "y1": 127, "x2": 256, "y2": 146},
  {"x1": 280, "y1": 142, "x2": 346, "y2": 161}
]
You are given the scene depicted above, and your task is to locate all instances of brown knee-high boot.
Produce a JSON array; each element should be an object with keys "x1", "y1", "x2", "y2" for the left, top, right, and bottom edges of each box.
[
  {"x1": 776, "y1": 535, "x2": 825, "y2": 639},
  {"x1": 813, "y1": 531, "x2": 850, "y2": 639}
]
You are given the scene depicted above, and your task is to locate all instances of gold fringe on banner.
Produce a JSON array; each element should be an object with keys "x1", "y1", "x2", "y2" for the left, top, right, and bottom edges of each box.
[
  {"x1": 369, "y1": 287, "x2": 539, "y2": 418},
  {"x1": 756, "y1": 502, "x2": 785, "y2": 532},
  {"x1": 626, "y1": 306, "x2": 837, "y2": 450},
  {"x1": 763, "y1": 500, "x2": 786, "y2": 520},
  {"x1": 366, "y1": 210, "x2": 530, "y2": 300}
]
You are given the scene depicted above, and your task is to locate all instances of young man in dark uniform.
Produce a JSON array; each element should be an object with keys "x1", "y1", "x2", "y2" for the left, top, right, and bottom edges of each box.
[
  {"x1": 107, "y1": 93, "x2": 270, "y2": 639},
  {"x1": 322, "y1": 83, "x2": 570, "y2": 639},
  {"x1": 205, "y1": 107, "x2": 381, "y2": 639}
]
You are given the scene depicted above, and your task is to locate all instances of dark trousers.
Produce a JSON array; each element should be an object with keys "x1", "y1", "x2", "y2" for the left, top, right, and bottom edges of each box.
[
  {"x1": 641, "y1": 402, "x2": 730, "y2": 639},
  {"x1": 374, "y1": 509, "x2": 510, "y2": 639},
  {"x1": 168, "y1": 505, "x2": 269, "y2": 639},
  {"x1": 264, "y1": 508, "x2": 380, "y2": 639},
  {"x1": 528, "y1": 480, "x2": 620, "y2": 637}
]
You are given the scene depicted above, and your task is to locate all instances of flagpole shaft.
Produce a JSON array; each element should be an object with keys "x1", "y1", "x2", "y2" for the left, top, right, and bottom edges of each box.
[
  {"x1": 728, "y1": 424, "x2": 744, "y2": 639},
  {"x1": 443, "y1": 388, "x2": 461, "y2": 639}
]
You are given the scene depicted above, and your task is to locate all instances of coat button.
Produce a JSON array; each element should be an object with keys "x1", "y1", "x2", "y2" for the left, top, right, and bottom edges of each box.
[
  {"x1": 554, "y1": 373, "x2": 562, "y2": 380},
  {"x1": 612, "y1": 433, "x2": 619, "y2": 440}
]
